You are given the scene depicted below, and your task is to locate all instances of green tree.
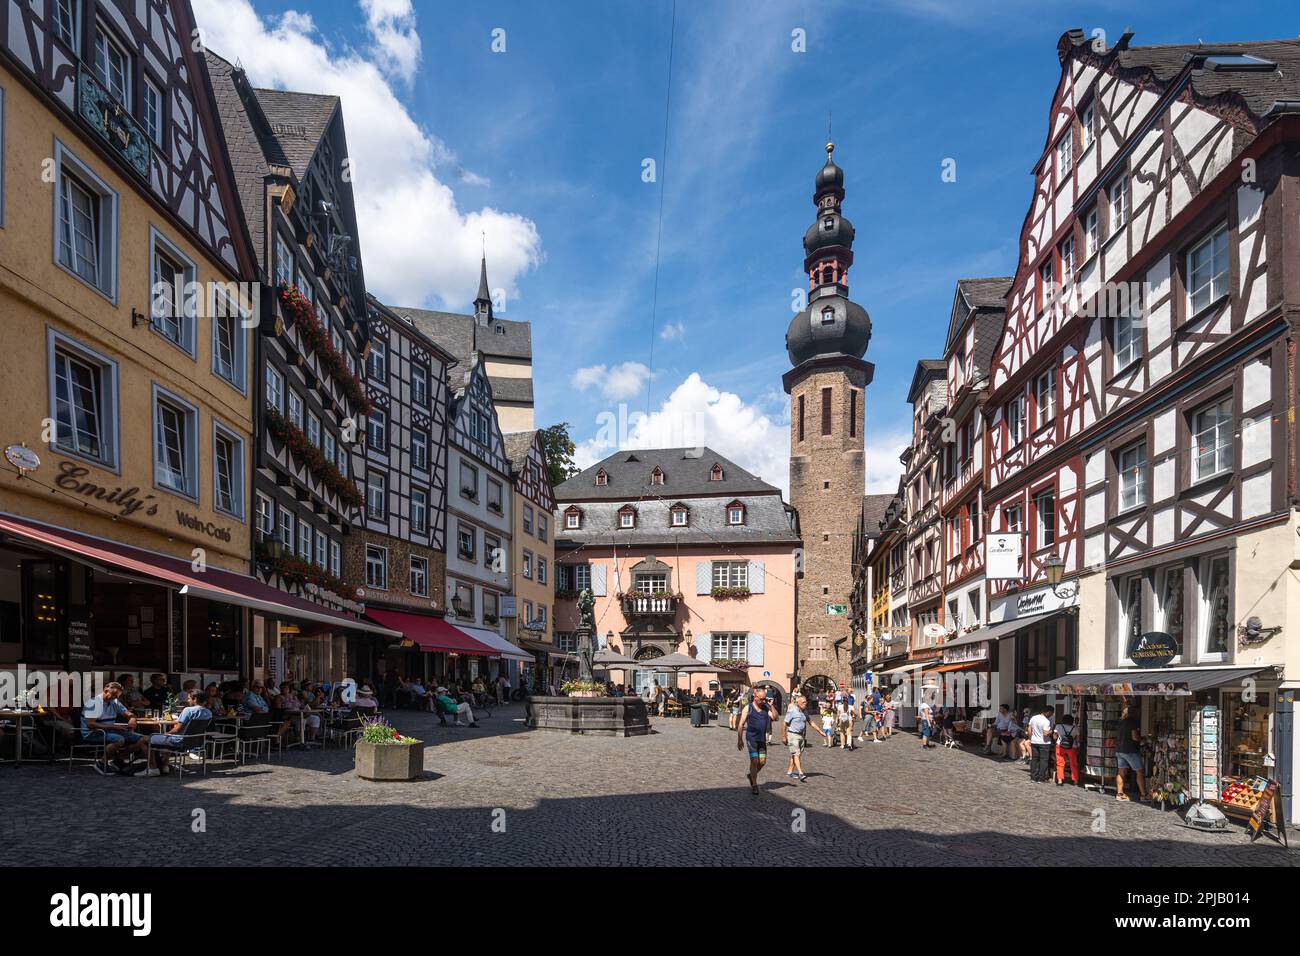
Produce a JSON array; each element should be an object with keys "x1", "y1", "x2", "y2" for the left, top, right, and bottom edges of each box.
[{"x1": 538, "y1": 422, "x2": 580, "y2": 489}]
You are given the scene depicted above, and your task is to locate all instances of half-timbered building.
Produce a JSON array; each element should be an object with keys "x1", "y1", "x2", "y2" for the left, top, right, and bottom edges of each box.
[
  {"x1": 339, "y1": 297, "x2": 454, "y2": 681},
  {"x1": 206, "y1": 53, "x2": 389, "y2": 683},
  {"x1": 848, "y1": 493, "x2": 897, "y2": 693},
  {"x1": 503, "y1": 431, "x2": 556, "y2": 687},
  {"x1": 983, "y1": 31, "x2": 1300, "y2": 816},
  {"x1": 939, "y1": 279, "x2": 1010, "y2": 637},
  {"x1": 0, "y1": 0, "x2": 396, "y2": 689},
  {"x1": 902, "y1": 359, "x2": 948, "y2": 667}
]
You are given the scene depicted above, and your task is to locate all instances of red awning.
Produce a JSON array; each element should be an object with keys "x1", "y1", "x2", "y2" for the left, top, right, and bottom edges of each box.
[
  {"x1": 363, "y1": 607, "x2": 500, "y2": 657},
  {"x1": 0, "y1": 513, "x2": 400, "y2": 638}
]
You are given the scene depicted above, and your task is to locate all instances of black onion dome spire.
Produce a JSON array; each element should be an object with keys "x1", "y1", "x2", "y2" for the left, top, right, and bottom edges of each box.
[{"x1": 786, "y1": 141, "x2": 871, "y2": 366}]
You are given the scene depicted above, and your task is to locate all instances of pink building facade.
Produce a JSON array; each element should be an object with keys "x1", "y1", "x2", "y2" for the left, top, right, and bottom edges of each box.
[{"x1": 553, "y1": 449, "x2": 800, "y2": 707}]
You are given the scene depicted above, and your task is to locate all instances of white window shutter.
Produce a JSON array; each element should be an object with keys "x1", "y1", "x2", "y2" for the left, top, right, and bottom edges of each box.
[
  {"x1": 696, "y1": 561, "x2": 712, "y2": 594},
  {"x1": 748, "y1": 560, "x2": 766, "y2": 594},
  {"x1": 696, "y1": 633, "x2": 712, "y2": 660},
  {"x1": 598, "y1": 630, "x2": 608, "y2": 650},
  {"x1": 747, "y1": 634, "x2": 764, "y2": 666},
  {"x1": 591, "y1": 563, "x2": 607, "y2": 596}
]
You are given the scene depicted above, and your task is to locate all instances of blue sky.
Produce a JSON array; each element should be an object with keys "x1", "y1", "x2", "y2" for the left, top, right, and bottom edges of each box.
[{"x1": 197, "y1": 0, "x2": 1300, "y2": 493}]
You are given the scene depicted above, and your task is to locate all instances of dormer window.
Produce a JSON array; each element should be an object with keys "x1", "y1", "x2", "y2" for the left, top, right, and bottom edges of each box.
[
  {"x1": 709, "y1": 464, "x2": 723, "y2": 481},
  {"x1": 670, "y1": 504, "x2": 689, "y2": 527},
  {"x1": 823, "y1": 217, "x2": 834, "y2": 230},
  {"x1": 650, "y1": 466, "x2": 664, "y2": 485},
  {"x1": 595, "y1": 469, "x2": 608, "y2": 486},
  {"x1": 821, "y1": 307, "x2": 835, "y2": 325},
  {"x1": 564, "y1": 506, "x2": 583, "y2": 530},
  {"x1": 726, "y1": 500, "x2": 746, "y2": 526},
  {"x1": 618, "y1": 505, "x2": 637, "y2": 529}
]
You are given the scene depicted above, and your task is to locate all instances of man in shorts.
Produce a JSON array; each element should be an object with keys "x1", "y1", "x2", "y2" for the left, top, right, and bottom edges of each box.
[
  {"x1": 781, "y1": 693, "x2": 824, "y2": 781},
  {"x1": 80, "y1": 682, "x2": 147, "y2": 775},
  {"x1": 736, "y1": 687, "x2": 779, "y2": 795}
]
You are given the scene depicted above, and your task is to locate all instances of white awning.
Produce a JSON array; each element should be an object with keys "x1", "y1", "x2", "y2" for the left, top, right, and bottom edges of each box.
[
  {"x1": 878, "y1": 662, "x2": 924, "y2": 677},
  {"x1": 454, "y1": 625, "x2": 533, "y2": 662}
]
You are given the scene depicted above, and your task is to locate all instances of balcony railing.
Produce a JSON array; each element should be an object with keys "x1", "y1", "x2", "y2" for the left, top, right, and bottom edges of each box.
[{"x1": 621, "y1": 593, "x2": 678, "y2": 617}]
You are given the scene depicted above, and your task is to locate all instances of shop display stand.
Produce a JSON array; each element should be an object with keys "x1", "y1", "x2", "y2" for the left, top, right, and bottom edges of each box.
[{"x1": 1083, "y1": 698, "x2": 1121, "y2": 794}]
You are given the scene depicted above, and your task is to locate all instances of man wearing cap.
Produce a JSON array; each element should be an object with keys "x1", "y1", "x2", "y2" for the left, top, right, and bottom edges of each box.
[{"x1": 433, "y1": 687, "x2": 478, "y2": 727}]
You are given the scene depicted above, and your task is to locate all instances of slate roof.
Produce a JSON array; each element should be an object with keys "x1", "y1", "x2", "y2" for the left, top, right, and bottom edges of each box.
[
  {"x1": 556, "y1": 447, "x2": 781, "y2": 501},
  {"x1": 488, "y1": 376, "x2": 534, "y2": 404},
  {"x1": 392, "y1": 307, "x2": 533, "y2": 363},
  {"x1": 205, "y1": 52, "x2": 274, "y2": 258},
  {"x1": 503, "y1": 431, "x2": 537, "y2": 473},
  {"x1": 555, "y1": 493, "x2": 800, "y2": 551},
  {"x1": 906, "y1": 359, "x2": 947, "y2": 405},
  {"x1": 860, "y1": 494, "x2": 895, "y2": 538},
  {"x1": 957, "y1": 277, "x2": 1012, "y2": 311},
  {"x1": 250, "y1": 88, "x2": 339, "y2": 180},
  {"x1": 1098, "y1": 38, "x2": 1300, "y2": 118}
]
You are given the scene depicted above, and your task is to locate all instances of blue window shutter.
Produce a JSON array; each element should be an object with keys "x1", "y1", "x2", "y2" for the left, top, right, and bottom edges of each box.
[
  {"x1": 748, "y1": 560, "x2": 765, "y2": 594},
  {"x1": 697, "y1": 633, "x2": 712, "y2": 661},
  {"x1": 591, "y1": 564, "x2": 607, "y2": 596},
  {"x1": 696, "y1": 561, "x2": 712, "y2": 595},
  {"x1": 747, "y1": 634, "x2": 764, "y2": 666}
]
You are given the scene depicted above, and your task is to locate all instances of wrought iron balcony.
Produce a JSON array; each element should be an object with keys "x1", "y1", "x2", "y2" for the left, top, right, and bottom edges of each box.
[{"x1": 621, "y1": 593, "x2": 678, "y2": 617}]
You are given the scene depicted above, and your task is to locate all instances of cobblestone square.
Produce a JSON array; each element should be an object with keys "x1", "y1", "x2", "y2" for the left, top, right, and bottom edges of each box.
[{"x1": 2, "y1": 706, "x2": 1294, "y2": 867}]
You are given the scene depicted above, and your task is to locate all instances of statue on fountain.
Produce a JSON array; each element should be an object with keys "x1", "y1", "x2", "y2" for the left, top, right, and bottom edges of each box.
[{"x1": 575, "y1": 588, "x2": 597, "y2": 682}]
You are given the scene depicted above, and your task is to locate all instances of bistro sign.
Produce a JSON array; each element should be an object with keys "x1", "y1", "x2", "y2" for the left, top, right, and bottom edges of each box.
[
  {"x1": 56, "y1": 462, "x2": 159, "y2": 517},
  {"x1": 1128, "y1": 630, "x2": 1180, "y2": 668}
]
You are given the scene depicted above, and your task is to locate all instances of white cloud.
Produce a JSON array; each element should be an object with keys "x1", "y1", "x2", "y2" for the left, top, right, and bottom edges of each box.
[
  {"x1": 571, "y1": 362, "x2": 652, "y2": 401},
  {"x1": 573, "y1": 373, "x2": 790, "y2": 492},
  {"x1": 659, "y1": 321, "x2": 685, "y2": 342},
  {"x1": 360, "y1": 0, "x2": 421, "y2": 85},
  {"x1": 572, "y1": 373, "x2": 911, "y2": 499},
  {"x1": 193, "y1": 0, "x2": 541, "y2": 308}
]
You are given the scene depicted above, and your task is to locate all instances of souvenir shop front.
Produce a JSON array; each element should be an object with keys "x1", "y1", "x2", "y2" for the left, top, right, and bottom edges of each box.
[{"x1": 1022, "y1": 664, "x2": 1287, "y2": 825}]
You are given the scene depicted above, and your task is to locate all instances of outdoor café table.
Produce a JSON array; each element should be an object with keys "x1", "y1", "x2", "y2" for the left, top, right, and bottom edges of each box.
[
  {"x1": 282, "y1": 709, "x2": 320, "y2": 749},
  {"x1": 0, "y1": 709, "x2": 35, "y2": 765}
]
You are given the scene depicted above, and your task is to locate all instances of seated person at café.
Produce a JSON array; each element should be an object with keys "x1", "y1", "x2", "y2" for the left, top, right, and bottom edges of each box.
[
  {"x1": 81, "y1": 682, "x2": 148, "y2": 774},
  {"x1": 433, "y1": 687, "x2": 478, "y2": 728},
  {"x1": 203, "y1": 682, "x2": 223, "y2": 713},
  {"x1": 278, "y1": 681, "x2": 321, "y2": 742},
  {"x1": 240, "y1": 681, "x2": 271, "y2": 716},
  {"x1": 117, "y1": 674, "x2": 148, "y2": 711},
  {"x1": 406, "y1": 677, "x2": 432, "y2": 711},
  {"x1": 142, "y1": 674, "x2": 171, "y2": 712},
  {"x1": 140, "y1": 690, "x2": 212, "y2": 777},
  {"x1": 351, "y1": 683, "x2": 378, "y2": 708}
]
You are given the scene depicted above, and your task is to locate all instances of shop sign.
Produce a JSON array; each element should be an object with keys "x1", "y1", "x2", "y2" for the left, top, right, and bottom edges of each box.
[
  {"x1": 1016, "y1": 681, "x2": 1191, "y2": 697},
  {"x1": 1127, "y1": 631, "x2": 1179, "y2": 668},
  {"x1": 985, "y1": 533, "x2": 1022, "y2": 580},
  {"x1": 174, "y1": 509, "x2": 233, "y2": 542},
  {"x1": 55, "y1": 462, "x2": 159, "y2": 517},
  {"x1": 825, "y1": 603, "x2": 848, "y2": 616},
  {"x1": 943, "y1": 640, "x2": 988, "y2": 664},
  {"x1": 500, "y1": 596, "x2": 517, "y2": 618},
  {"x1": 990, "y1": 580, "x2": 1078, "y2": 623},
  {"x1": 4, "y1": 444, "x2": 40, "y2": 472}
]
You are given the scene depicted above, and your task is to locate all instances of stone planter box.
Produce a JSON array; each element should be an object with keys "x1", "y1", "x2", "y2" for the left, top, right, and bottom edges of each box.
[
  {"x1": 355, "y1": 739, "x2": 425, "y2": 780},
  {"x1": 527, "y1": 696, "x2": 650, "y2": 736}
]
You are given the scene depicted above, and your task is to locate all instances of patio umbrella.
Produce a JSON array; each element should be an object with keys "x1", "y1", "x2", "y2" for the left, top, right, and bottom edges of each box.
[
  {"x1": 637, "y1": 651, "x2": 705, "y2": 693},
  {"x1": 593, "y1": 648, "x2": 639, "y2": 667}
]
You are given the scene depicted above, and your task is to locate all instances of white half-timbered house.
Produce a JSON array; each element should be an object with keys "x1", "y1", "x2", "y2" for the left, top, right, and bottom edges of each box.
[
  {"x1": 903, "y1": 360, "x2": 947, "y2": 664},
  {"x1": 983, "y1": 31, "x2": 1300, "y2": 816}
]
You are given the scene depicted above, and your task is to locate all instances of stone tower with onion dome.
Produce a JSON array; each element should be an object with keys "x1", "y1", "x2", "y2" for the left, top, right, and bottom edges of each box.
[{"x1": 783, "y1": 142, "x2": 874, "y2": 696}]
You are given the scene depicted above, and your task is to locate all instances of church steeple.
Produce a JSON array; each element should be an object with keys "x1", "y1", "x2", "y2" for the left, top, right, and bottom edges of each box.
[
  {"x1": 474, "y1": 253, "x2": 492, "y2": 325},
  {"x1": 785, "y1": 142, "x2": 871, "y2": 368}
]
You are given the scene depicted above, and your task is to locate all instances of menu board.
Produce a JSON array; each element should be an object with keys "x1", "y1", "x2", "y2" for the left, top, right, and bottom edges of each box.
[
  {"x1": 66, "y1": 607, "x2": 93, "y2": 671},
  {"x1": 171, "y1": 594, "x2": 185, "y2": 674},
  {"x1": 1188, "y1": 705, "x2": 1220, "y2": 802}
]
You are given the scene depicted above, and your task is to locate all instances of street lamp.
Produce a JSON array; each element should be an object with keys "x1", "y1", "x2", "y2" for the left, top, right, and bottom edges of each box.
[
  {"x1": 450, "y1": 593, "x2": 464, "y2": 617},
  {"x1": 1043, "y1": 553, "x2": 1071, "y2": 597}
]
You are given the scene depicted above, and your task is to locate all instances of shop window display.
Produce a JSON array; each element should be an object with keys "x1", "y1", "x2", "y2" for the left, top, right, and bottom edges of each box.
[
  {"x1": 1223, "y1": 691, "x2": 1271, "y2": 778},
  {"x1": 1146, "y1": 696, "x2": 1188, "y2": 808}
]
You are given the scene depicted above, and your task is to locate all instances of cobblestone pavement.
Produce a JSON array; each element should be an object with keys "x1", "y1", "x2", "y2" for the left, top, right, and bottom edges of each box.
[{"x1": 1, "y1": 707, "x2": 1295, "y2": 866}]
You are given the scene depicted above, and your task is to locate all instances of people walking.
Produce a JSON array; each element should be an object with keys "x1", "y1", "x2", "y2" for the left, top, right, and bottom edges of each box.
[
  {"x1": 1027, "y1": 705, "x2": 1055, "y2": 782},
  {"x1": 737, "y1": 687, "x2": 779, "y2": 795},
  {"x1": 782, "y1": 693, "x2": 823, "y2": 781},
  {"x1": 1054, "y1": 711, "x2": 1081, "y2": 786},
  {"x1": 1114, "y1": 703, "x2": 1147, "y2": 802},
  {"x1": 918, "y1": 698, "x2": 935, "y2": 748},
  {"x1": 835, "y1": 697, "x2": 855, "y2": 750},
  {"x1": 820, "y1": 704, "x2": 835, "y2": 747},
  {"x1": 882, "y1": 692, "x2": 896, "y2": 738}
]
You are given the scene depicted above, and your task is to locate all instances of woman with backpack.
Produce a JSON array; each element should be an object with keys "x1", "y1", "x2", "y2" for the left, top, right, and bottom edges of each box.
[{"x1": 1054, "y1": 711, "x2": 1081, "y2": 786}]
